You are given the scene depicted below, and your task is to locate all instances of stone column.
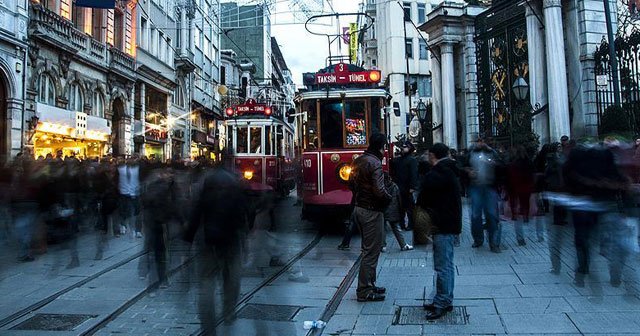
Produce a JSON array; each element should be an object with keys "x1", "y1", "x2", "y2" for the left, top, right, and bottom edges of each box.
[
  {"x1": 431, "y1": 47, "x2": 443, "y2": 143},
  {"x1": 527, "y1": 1, "x2": 549, "y2": 145},
  {"x1": 543, "y1": 0, "x2": 570, "y2": 142},
  {"x1": 463, "y1": 24, "x2": 479, "y2": 148},
  {"x1": 441, "y1": 43, "x2": 457, "y2": 149}
]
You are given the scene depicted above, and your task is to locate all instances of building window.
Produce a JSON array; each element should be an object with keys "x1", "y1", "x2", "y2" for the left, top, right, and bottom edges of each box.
[
  {"x1": 174, "y1": 86, "x2": 185, "y2": 107},
  {"x1": 92, "y1": 9, "x2": 104, "y2": 41},
  {"x1": 418, "y1": 75, "x2": 432, "y2": 97},
  {"x1": 42, "y1": 0, "x2": 56, "y2": 13},
  {"x1": 166, "y1": 37, "x2": 172, "y2": 63},
  {"x1": 417, "y1": 3, "x2": 426, "y2": 24},
  {"x1": 175, "y1": 12, "x2": 181, "y2": 49},
  {"x1": 220, "y1": 66, "x2": 226, "y2": 85},
  {"x1": 60, "y1": 0, "x2": 71, "y2": 19},
  {"x1": 114, "y1": 9, "x2": 124, "y2": 50},
  {"x1": 405, "y1": 38, "x2": 413, "y2": 58},
  {"x1": 73, "y1": 6, "x2": 91, "y2": 34},
  {"x1": 419, "y1": 39, "x2": 428, "y2": 60},
  {"x1": 68, "y1": 83, "x2": 84, "y2": 112},
  {"x1": 150, "y1": 28, "x2": 157, "y2": 54},
  {"x1": 158, "y1": 32, "x2": 164, "y2": 60},
  {"x1": 140, "y1": 17, "x2": 147, "y2": 49},
  {"x1": 38, "y1": 74, "x2": 56, "y2": 106},
  {"x1": 403, "y1": 2, "x2": 411, "y2": 21},
  {"x1": 93, "y1": 91, "x2": 105, "y2": 118}
]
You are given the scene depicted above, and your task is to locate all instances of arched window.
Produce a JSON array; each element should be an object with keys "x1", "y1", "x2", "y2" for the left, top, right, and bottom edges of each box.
[
  {"x1": 174, "y1": 86, "x2": 185, "y2": 107},
  {"x1": 68, "y1": 83, "x2": 84, "y2": 112},
  {"x1": 93, "y1": 91, "x2": 105, "y2": 118},
  {"x1": 38, "y1": 74, "x2": 56, "y2": 106}
]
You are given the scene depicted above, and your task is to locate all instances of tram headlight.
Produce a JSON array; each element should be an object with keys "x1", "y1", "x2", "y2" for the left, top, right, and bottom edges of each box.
[
  {"x1": 243, "y1": 170, "x2": 254, "y2": 180},
  {"x1": 338, "y1": 164, "x2": 352, "y2": 182}
]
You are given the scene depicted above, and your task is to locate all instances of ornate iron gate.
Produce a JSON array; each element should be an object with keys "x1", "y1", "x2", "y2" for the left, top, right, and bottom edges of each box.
[
  {"x1": 594, "y1": 29, "x2": 640, "y2": 133},
  {"x1": 475, "y1": 2, "x2": 532, "y2": 147}
]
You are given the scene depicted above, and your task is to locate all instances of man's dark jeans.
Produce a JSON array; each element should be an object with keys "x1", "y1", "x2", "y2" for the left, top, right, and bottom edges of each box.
[{"x1": 432, "y1": 234, "x2": 455, "y2": 308}]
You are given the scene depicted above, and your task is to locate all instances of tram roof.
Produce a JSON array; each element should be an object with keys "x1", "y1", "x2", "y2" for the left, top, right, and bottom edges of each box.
[{"x1": 295, "y1": 89, "x2": 390, "y2": 101}]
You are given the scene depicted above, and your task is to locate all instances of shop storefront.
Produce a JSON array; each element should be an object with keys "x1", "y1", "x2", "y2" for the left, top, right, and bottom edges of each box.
[
  {"x1": 34, "y1": 103, "x2": 110, "y2": 159},
  {"x1": 191, "y1": 130, "x2": 217, "y2": 161},
  {"x1": 144, "y1": 123, "x2": 167, "y2": 161}
]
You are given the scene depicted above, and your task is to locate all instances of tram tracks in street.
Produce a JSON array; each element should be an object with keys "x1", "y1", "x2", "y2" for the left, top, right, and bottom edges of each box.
[
  {"x1": 0, "y1": 248, "x2": 150, "y2": 330},
  {"x1": 192, "y1": 232, "x2": 324, "y2": 336}
]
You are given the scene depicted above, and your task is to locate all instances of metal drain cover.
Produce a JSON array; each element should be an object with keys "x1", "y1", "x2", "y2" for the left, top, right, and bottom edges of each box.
[
  {"x1": 237, "y1": 304, "x2": 302, "y2": 321},
  {"x1": 393, "y1": 306, "x2": 468, "y2": 325},
  {"x1": 10, "y1": 313, "x2": 97, "y2": 331}
]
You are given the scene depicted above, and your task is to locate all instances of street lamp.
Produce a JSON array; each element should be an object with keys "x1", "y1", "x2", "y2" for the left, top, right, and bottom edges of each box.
[
  {"x1": 512, "y1": 76, "x2": 529, "y2": 101},
  {"x1": 416, "y1": 100, "x2": 428, "y2": 122}
]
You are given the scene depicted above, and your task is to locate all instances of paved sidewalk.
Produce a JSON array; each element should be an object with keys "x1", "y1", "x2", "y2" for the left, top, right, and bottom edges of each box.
[{"x1": 325, "y1": 207, "x2": 640, "y2": 335}]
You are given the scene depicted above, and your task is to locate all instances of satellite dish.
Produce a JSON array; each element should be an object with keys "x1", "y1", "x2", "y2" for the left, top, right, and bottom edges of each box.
[
  {"x1": 217, "y1": 85, "x2": 228, "y2": 95},
  {"x1": 408, "y1": 116, "x2": 421, "y2": 138}
]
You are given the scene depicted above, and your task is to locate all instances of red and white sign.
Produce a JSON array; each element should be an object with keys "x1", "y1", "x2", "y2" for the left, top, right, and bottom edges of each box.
[
  {"x1": 231, "y1": 99, "x2": 272, "y2": 116},
  {"x1": 315, "y1": 63, "x2": 381, "y2": 85}
]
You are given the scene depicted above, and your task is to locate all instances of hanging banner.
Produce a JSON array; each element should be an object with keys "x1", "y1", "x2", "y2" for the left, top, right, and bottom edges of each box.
[
  {"x1": 342, "y1": 27, "x2": 350, "y2": 44},
  {"x1": 75, "y1": 0, "x2": 116, "y2": 8},
  {"x1": 349, "y1": 23, "x2": 358, "y2": 64}
]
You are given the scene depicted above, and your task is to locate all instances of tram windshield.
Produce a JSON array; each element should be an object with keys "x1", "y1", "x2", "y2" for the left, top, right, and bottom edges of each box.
[{"x1": 305, "y1": 99, "x2": 370, "y2": 149}]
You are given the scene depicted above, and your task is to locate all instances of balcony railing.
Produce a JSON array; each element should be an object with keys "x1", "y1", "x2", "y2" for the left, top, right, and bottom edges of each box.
[
  {"x1": 30, "y1": 4, "x2": 120, "y2": 68},
  {"x1": 108, "y1": 47, "x2": 136, "y2": 74}
]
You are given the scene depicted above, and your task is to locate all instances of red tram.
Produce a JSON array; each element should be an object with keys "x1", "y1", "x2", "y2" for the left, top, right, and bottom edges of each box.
[
  {"x1": 225, "y1": 99, "x2": 296, "y2": 196},
  {"x1": 295, "y1": 63, "x2": 391, "y2": 220}
]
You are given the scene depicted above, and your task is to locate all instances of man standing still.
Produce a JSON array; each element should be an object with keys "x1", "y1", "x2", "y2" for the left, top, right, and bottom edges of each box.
[
  {"x1": 350, "y1": 133, "x2": 392, "y2": 302},
  {"x1": 418, "y1": 143, "x2": 462, "y2": 320}
]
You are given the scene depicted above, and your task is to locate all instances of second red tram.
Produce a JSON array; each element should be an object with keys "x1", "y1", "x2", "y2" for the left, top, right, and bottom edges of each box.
[
  {"x1": 225, "y1": 99, "x2": 296, "y2": 196},
  {"x1": 296, "y1": 63, "x2": 391, "y2": 220}
]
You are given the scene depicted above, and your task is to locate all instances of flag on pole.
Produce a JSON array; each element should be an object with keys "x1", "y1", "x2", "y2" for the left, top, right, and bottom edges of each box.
[{"x1": 75, "y1": 0, "x2": 116, "y2": 8}]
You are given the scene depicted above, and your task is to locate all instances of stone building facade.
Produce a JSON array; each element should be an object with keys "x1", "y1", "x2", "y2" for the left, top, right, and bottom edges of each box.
[
  {"x1": 26, "y1": 0, "x2": 137, "y2": 159},
  {"x1": 421, "y1": 0, "x2": 617, "y2": 149},
  {"x1": 0, "y1": 0, "x2": 28, "y2": 162}
]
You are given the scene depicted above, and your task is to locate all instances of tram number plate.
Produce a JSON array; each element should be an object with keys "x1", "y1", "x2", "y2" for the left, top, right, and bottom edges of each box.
[{"x1": 303, "y1": 159, "x2": 312, "y2": 168}]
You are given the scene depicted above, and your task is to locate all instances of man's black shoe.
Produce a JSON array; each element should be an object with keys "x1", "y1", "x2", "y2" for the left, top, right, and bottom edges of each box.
[
  {"x1": 357, "y1": 292, "x2": 385, "y2": 302},
  {"x1": 472, "y1": 242, "x2": 483, "y2": 248},
  {"x1": 425, "y1": 307, "x2": 449, "y2": 320},
  {"x1": 490, "y1": 246, "x2": 502, "y2": 253},
  {"x1": 423, "y1": 303, "x2": 453, "y2": 312},
  {"x1": 373, "y1": 286, "x2": 386, "y2": 294}
]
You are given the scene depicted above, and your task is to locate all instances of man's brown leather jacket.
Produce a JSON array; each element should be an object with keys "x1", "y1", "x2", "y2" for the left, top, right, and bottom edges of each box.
[{"x1": 350, "y1": 150, "x2": 392, "y2": 211}]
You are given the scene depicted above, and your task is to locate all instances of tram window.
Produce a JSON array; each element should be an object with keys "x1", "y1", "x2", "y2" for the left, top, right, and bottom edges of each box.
[
  {"x1": 320, "y1": 100, "x2": 344, "y2": 149},
  {"x1": 250, "y1": 127, "x2": 262, "y2": 154},
  {"x1": 371, "y1": 98, "x2": 382, "y2": 134},
  {"x1": 237, "y1": 127, "x2": 248, "y2": 154},
  {"x1": 344, "y1": 100, "x2": 367, "y2": 147},
  {"x1": 304, "y1": 101, "x2": 318, "y2": 149},
  {"x1": 265, "y1": 126, "x2": 273, "y2": 155}
]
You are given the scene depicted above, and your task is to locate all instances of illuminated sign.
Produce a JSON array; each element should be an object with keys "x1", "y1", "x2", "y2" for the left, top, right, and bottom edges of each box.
[
  {"x1": 230, "y1": 99, "x2": 272, "y2": 116},
  {"x1": 314, "y1": 63, "x2": 382, "y2": 85}
]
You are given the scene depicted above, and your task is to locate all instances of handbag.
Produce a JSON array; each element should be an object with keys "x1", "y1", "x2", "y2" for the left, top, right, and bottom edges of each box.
[{"x1": 413, "y1": 205, "x2": 433, "y2": 245}]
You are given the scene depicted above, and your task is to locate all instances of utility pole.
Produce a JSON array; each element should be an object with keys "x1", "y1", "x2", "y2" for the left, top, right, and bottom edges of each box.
[
  {"x1": 401, "y1": 2, "x2": 412, "y2": 129},
  {"x1": 604, "y1": 0, "x2": 621, "y2": 106}
]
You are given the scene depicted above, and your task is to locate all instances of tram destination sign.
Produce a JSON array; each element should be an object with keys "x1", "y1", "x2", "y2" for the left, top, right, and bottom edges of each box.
[
  {"x1": 314, "y1": 63, "x2": 381, "y2": 85},
  {"x1": 231, "y1": 99, "x2": 272, "y2": 116}
]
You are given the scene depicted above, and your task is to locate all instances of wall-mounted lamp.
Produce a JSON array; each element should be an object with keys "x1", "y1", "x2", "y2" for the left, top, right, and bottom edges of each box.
[{"x1": 15, "y1": 61, "x2": 22, "y2": 73}]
